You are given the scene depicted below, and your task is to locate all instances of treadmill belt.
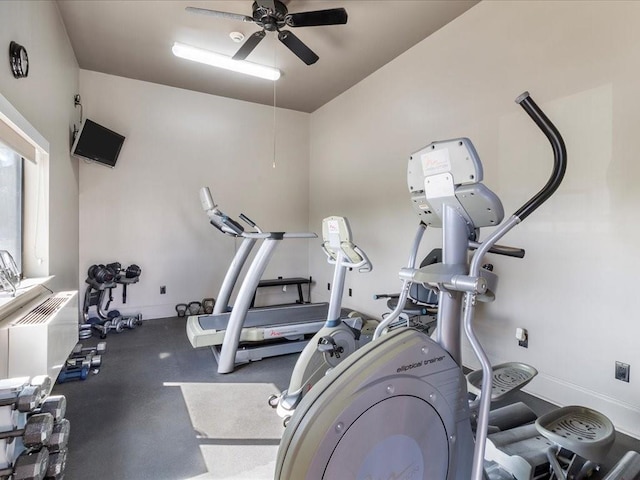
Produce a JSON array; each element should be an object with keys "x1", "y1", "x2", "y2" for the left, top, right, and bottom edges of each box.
[{"x1": 198, "y1": 303, "x2": 331, "y2": 331}]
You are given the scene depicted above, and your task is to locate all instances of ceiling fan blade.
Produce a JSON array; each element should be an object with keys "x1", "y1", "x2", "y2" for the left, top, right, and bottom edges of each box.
[
  {"x1": 185, "y1": 6, "x2": 254, "y2": 23},
  {"x1": 255, "y1": 0, "x2": 276, "y2": 11},
  {"x1": 285, "y1": 8, "x2": 348, "y2": 27},
  {"x1": 278, "y1": 30, "x2": 319, "y2": 65},
  {"x1": 232, "y1": 30, "x2": 266, "y2": 60}
]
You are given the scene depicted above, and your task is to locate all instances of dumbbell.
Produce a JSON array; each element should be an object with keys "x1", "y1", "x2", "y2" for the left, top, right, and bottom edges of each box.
[
  {"x1": 87, "y1": 317, "x2": 109, "y2": 339},
  {"x1": 105, "y1": 311, "x2": 127, "y2": 333},
  {"x1": 29, "y1": 377, "x2": 51, "y2": 402},
  {"x1": 36, "y1": 398, "x2": 71, "y2": 455},
  {"x1": 92, "y1": 316, "x2": 125, "y2": 335},
  {"x1": 125, "y1": 264, "x2": 141, "y2": 279},
  {"x1": 105, "y1": 262, "x2": 121, "y2": 275},
  {"x1": 132, "y1": 313, "x2": 143, "y2": 326},
  {"x1": 116, "y1": 315, "x2": 140, "y2": 329},
  {"x1": 32, "y1": 396, "x2": 66, "y2": 423},
  {"x1": 0, "y1": 413, "x2": 54, "y2": 448},
  {"x1": 0, "y1": 385, "x2": 42, "y2": 413},
  {"x1": 66, "y1": 354, "x2": 102, "y2": 369},
  {"x1": 45, "y1": 447, "x2": 67, "y2": 480},
  {"x1": 120, "y1": 318, "x2": 135, "y2": 329},
  {"x1": 0, "y1": 447, "x2": 49, "y2": 480},
  {"x1": 57, "y1": 365, "x2": 89, "y2": 383},
  {"x1": 107, "y1": 313, "x2": 142, "y2": 331},
  {"x1": 107, "y1": 313, "x2": 132, "y2": 330},
  {"x1": 106, "y1": 319, "x2": 124, "y2": 333},
  {"x1": 71, "y1": 342, "x2": 106, "y2": 357},
  {"x1": 87, "y1": 264, "x2": 115, "y2": 284},
  {"x1": 46, "y1": 419, "x2": 70, "y2": 452},
  {"x1": 69, "y1": 344, "x2": 105, "y2": 368}
]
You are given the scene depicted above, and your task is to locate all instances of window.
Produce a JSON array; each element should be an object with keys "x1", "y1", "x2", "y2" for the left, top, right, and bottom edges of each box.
[
  {"x1": 0, "y1": 92, "x2": 49, "y2": 282},
  {"x1": 0, "y1": 143, "x2": 22, "y2": 272}
]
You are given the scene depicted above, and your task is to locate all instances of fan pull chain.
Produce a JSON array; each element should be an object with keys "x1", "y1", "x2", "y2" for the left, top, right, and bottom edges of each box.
[
  {"x1": 272, "y1": 80, "x2": 277, "y2": 169},
  {"x1": 272, "y1": 36, "x2": 277, "y2": 169}
]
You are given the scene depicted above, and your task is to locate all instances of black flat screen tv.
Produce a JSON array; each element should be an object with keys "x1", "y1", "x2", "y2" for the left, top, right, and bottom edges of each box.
[{"x1": 71, "y1": 118, "x2": 125, "y2": 168}]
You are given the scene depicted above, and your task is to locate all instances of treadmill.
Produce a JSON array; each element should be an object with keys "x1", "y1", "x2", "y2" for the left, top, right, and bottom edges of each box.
[{"x1": 186, "y1": 187, "x2": 339, "y2": 374}]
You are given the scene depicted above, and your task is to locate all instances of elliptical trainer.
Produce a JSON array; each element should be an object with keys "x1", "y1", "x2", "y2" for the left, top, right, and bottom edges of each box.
[
  {"x1": 275, "y1": 92, "x2": 640, "y2": 480},
  {"x1": 275, "y1": 92, "x2": 570, "y2": 479}
]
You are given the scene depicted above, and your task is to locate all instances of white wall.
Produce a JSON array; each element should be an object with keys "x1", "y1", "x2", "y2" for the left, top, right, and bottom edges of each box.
[
  {"x1": 308, "y1": 1, "x2": 640, "y2": 437},
  {"x1": 78, "y1": 71, "x2": 312, "y2": 319},
  {"x1": 0, "y1": 1, "x2": 80, "y2": 292}
]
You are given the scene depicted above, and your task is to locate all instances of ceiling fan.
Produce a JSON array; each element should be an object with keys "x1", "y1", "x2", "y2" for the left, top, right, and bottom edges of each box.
[{"x1": 186, "y1": 0, "x2": 348, "y2": 65}]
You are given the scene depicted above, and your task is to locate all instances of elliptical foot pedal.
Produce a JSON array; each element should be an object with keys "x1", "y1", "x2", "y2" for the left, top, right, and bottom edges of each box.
[
  {"x1": 535, "y1": 406, "x2": 615, "y2": 463},
  {"x1": 467, "y1": 362, "x2": 538, "y2": 401}
]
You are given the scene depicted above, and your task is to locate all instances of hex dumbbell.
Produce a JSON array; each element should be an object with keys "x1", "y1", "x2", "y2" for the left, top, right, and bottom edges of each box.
[
  {"x1": 0, "y1": 413, "x2": 54, "y2": 448},
  {"x1": 46, "y1": 419, "x2": 70, "y2": 452},
  {"x1": 57, "y1": 365, "x2": 89, "y2": 383},
  {"x1": 45, "y1": 447, "x2": 67, "y2": 479},
  {"x1": 0, "y1": 447, "x2": 49, "y2": 480},
  {"x1": 66, "y1": 354, "x2": 102, "y2": 369},
  {"x1": 71, "y1": 342, "x2": 106, "y2": 357},
  {"x1": 0, "y1": 385, "x2": 42, "y2": 413},
  {"x1": 28, "y1": 377, "x2": 52, "y2": 402},
  {"x1": 32, "y1": 396, "x2": 66, "y2": 423}
]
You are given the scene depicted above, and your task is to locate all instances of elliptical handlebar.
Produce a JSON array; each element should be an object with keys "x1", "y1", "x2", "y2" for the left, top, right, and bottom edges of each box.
[
  {"x1": 467, "y1": 92, "x2": 567, "y2": 480},
  {"x1": 322, "y1": 243, "x2": 372, "y2": 273},
  {"x1": 373, "y1": 223, "x2": 427, "y2": 339},
  {"x1": 469, "y1": 242, "x2": 526, "y2": 259},
  {"x1": 354, "y1": 247, "x2": 374, "y2": 273},
  {"x1": 514, "y1": 92, "x2": 568, "y2": 221}
]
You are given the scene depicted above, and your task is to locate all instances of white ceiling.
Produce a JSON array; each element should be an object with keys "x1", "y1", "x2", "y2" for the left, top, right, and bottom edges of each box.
[{"x1": 56, "y1": 0, "x2": 479, "y2": 113}]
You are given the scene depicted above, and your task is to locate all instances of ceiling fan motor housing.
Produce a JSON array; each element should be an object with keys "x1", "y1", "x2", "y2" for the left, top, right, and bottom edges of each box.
[{"x1": 253, "y1": 0, "x2": 288, "y2": 31}]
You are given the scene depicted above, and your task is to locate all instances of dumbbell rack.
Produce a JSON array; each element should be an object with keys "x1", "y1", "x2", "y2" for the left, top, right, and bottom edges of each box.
[
  {"x1": 82, "y1": 262, "x2": 143, "y2": 339},
  {"x1": 0, "y1": 376, "x2": 69, "y2": 479}
]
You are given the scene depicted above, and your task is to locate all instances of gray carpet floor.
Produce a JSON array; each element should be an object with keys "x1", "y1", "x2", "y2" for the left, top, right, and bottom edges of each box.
[
  {"x1": 54, "y1": 316, "x2": 298, "y2": 480},
  {"x1": 53, "y1": 317, "x2": 639, "y2": 479}
]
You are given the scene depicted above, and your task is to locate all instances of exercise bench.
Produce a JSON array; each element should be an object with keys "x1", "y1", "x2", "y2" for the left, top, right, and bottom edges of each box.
[{"x1": 250, "y1": 277, "x2": 312, "y2": 308}]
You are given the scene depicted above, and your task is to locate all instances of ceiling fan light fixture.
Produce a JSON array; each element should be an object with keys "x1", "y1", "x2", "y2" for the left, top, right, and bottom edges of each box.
[{"x1": 172, "y1": 42, "x2": 280, "y2": 81}]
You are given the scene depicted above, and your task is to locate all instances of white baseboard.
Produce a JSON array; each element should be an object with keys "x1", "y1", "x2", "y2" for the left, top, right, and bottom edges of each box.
[{"x1": 116, "y1": 304, "x2": 179, "y2": 321}]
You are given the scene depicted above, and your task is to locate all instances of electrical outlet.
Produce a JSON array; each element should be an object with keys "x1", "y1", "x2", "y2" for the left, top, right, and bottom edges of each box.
[
  {"x1": 516, "y1": 327, "x2": 528, "y2": 348},
  {"x1": 348, "y1": 288, "x2": 352, "y2": 297},
  {"x1": 160, "y1": 285, "x2": 166, "y2": 295},
  {"x1": 327, "y1": 283, "x2": 330, "y2": 291},
  {"x1": 615, "y1": 361, "x2": 630, "y2": 382}
]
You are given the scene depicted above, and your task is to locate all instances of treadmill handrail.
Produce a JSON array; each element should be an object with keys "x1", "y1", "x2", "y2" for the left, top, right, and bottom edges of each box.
[{"x1": 283, "y1": 232, "x2": 318, "y2": 239}]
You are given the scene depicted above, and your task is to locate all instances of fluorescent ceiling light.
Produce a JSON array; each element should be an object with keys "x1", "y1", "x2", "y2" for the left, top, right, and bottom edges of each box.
[{"x1": 172, "y1": 42, "x2": 280, "y2": 81}]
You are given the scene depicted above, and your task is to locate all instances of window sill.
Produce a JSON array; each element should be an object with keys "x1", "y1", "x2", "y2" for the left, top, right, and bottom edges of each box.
[{"x1": 0, "y1": 276, "x2": 54, "y2": 321}]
